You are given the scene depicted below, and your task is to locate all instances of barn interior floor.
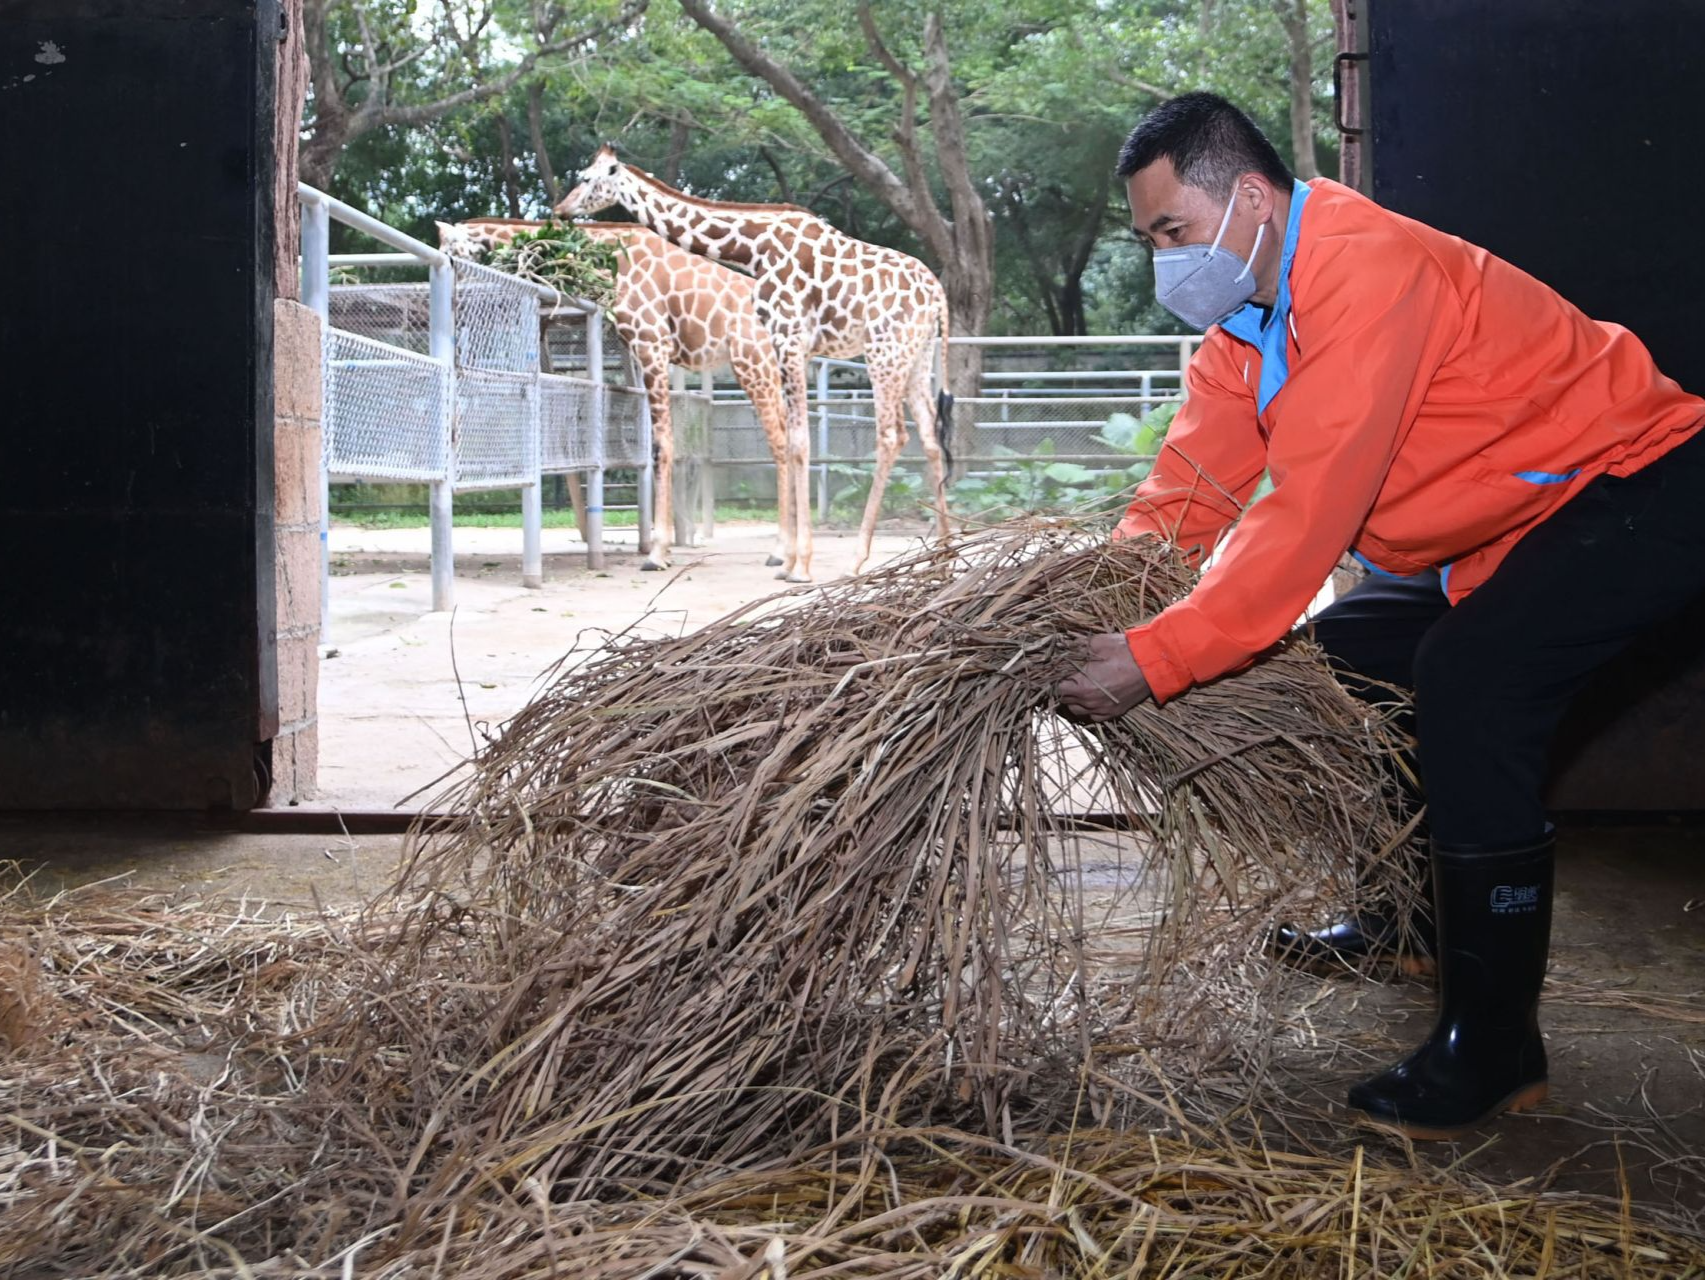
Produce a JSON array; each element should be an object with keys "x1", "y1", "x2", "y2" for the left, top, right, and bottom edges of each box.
[
  {"x1": 4, "y1": 812, "x2": 1699, "y2": 1226},
  {"x1": 1270, "y1": 820, "x2": 1705, "y2": 1223}
]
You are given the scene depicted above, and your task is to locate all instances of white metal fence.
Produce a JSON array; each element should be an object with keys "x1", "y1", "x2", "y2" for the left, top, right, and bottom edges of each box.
[
  {"x1": 298, "y1": 186, "x2": 1203, "y2": 628},
  {"x1": 299, "y1": 184, "x2": 662, "y2": 641},
  {"x1": 706, "y1": 336, "x2": 1201, "y2": 519}
]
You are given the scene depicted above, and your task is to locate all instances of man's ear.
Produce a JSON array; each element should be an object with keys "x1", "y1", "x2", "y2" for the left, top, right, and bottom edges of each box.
[{"x1": 1239, "y1": 173, "x2": 1279, "y2": 222}]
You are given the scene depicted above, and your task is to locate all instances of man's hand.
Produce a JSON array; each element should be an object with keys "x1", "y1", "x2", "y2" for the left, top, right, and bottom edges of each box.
[{"x1": 1057, "y1": 632, "x2": 1153, "y2": 721}]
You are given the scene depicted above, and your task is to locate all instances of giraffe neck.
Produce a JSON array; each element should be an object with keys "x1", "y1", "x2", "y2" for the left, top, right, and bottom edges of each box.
[{"x1": 619, "y1": 168, "x2": 772, "y2": 268}]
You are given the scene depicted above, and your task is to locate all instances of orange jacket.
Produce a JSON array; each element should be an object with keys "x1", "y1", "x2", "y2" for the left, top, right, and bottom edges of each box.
[{"x1": 1116, "y1": 178, "x2": 1705, "y2": 704}]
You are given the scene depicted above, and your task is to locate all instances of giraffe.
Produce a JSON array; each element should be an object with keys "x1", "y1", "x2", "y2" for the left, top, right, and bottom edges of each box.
[
  {"x1": 436, "y1": 217, "x2": 796, "y2": 575},
  {"x1": 555, "y1": 145, "x2": 954, "y2": 582}
]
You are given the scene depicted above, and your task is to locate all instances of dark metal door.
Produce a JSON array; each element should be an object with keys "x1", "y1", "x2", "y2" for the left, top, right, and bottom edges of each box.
[
  {"x1": 1367, "y1": 0, "x2": 1705, "y2": 809},
  {"x1": 0, "y1": 2, "x2": 278, "y2": 808}
]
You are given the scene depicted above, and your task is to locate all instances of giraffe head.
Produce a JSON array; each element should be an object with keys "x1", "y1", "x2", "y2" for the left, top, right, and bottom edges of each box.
[
  {"x1": 435, "y1": 220, "x2": 484, "y2": 259},
  {"x1": 556, "y1": 144, "x2": 633, "y2": 218}
]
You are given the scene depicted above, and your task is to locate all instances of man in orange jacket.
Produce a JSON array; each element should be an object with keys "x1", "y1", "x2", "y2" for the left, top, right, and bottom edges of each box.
[{"x1": 1057, "y1": 92, "x2": 1705, "y2": 1139}]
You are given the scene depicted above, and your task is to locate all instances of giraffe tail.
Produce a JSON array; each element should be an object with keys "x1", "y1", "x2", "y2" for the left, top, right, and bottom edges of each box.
[
  {"x1": 935, "y1": 389, "x2": 955, "y2": 479},
  {"x1": 935, "y1": 288, "x2": 955, "y2": 480}
]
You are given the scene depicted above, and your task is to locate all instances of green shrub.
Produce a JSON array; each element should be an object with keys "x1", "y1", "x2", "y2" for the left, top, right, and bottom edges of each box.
[
  {"x1": 949, "y1": 401, "x2": 1182, "y2": 520},
  {"x1": 827, "y1": 462, "x2": 927, "y2": 520},
  {"x1": 487, "y1": 222, "x2": 620, "y2": 306}
]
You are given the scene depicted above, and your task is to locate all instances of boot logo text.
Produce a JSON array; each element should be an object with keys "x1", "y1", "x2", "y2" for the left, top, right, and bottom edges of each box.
[{"x1": 1490, "y1": 883, "x2": 1541, "y2": 913}]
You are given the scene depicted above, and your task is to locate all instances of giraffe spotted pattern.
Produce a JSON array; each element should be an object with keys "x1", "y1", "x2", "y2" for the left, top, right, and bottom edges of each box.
[
  {"x1": 558, "y1": 145, "x2": 953, "y2": 582},
  {"x1": 437, "y1": 217, "x2": 792, "y2": 573}
]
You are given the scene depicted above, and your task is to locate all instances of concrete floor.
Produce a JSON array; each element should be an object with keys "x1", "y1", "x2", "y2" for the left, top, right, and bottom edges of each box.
[
  {"x1": 317, "y1": 520, "x2": 927, "y2": 810},
  {"x1": 1273, "y1": 823, "x2": 1705, "y2": 1222}
]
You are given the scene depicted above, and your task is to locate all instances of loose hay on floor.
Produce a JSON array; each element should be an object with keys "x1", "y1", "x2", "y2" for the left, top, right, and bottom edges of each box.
[{"x1": 7, "y1": 522, "x2": 1696, "y2": 1276}]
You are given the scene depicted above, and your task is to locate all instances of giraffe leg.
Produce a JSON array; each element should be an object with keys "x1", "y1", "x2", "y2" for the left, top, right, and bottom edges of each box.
[
  {"x1": 779, "y1": 345, "x2": 814, "y2": 583},
  {"x1": 641, "y1": 360, "x2": 675, "y2": 571},
  {"x1": 565, "y1": 472, "x2": 589, "y2": 542},
  {"x1": 768, "y1": 435, "x2": 793, "y2": 570},
  {"x1": 733, "y1": 351, "x2": 792, "y2": 569},
  {"x1": 853, "y1": 366, "x2": 909, "y2": 575},
  {"x1": 906, "y1": 359, "x2": 952, "y2": 540}
]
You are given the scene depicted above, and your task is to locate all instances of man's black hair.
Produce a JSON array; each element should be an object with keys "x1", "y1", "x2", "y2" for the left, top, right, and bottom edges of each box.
[{"x1": 1115, "y1": 92, "x2": 1292, "y2": 195}]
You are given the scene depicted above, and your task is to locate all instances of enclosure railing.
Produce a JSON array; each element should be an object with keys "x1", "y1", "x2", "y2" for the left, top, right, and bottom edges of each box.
[
  {"x1": 298, "y1": 184, "x2": 653, "y2": 641},
  {"x1": 705, "y1": 334, "x2": 1203, "y2": 520}
]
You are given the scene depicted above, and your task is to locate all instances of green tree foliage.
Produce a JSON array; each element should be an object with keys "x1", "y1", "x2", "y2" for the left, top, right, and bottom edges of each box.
[{"x1": 309, "y1": 0, "x2": 1341, "y2": 334}]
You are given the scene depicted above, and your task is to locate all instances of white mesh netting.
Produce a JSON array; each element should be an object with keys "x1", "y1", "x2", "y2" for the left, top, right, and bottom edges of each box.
[
  {"x1": 323, "y1": 329, "x2": 450, "y2": 481},
  {"x1": 328, "y1": 284, "x2": 432, "y2": 356},
  {"x1": 604, "y1": 384, "x2": 648, "y2": 469},
  {"x1": 541, "y1": 375, "x2": 602, "y2": 473},
  {"x1": 708, "y1": 392, "x2": 1176, "y2": 467},
  {"x1": 452, "y1": 258, "x2": 541, "y2": 375},
  {"x1": 321, "y1": 263, "x2": 627, "y2": 492},
  {"x1": 455, "y1": 369, "x2": 536, "y2": 489}
]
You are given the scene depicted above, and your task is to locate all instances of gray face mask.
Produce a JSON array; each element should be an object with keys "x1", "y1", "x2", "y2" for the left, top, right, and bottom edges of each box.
[{"x1": 1151, "y1": 189, "x2": 1267, "y2": 331}]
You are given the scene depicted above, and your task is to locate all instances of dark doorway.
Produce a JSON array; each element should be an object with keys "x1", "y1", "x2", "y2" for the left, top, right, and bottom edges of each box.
[
  {"x1": 0, "y1": 2, "x2": 278, "y2": 808},
  {"x1": 1367, "y1": 0, "x2": 1705, "y2": 809}
]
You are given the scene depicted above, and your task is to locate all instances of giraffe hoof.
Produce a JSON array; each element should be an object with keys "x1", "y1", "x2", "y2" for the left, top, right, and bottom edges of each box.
[
  {"x1": 641, "y1": 560, "x2": 668, "y2": 572},
  {"x1": 782, "y1": 572, "x2": 813, "y2": 585},
  {"x1": 765, "y1": 555, "x2": 785, "y2": 567}
]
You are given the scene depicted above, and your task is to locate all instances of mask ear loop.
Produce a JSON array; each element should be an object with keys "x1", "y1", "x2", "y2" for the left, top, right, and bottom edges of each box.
[
  {"x1": 1234, "y1": 221, "x2": 1267, "y2": 284},
  {"x1": 1207, "y1": 188, "x2": 1240, "y2": 254}
]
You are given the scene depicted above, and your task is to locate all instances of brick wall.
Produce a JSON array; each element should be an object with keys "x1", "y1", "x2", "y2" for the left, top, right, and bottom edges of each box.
[{"x1": 271, "y1": 298, "x2": 321, "y2": 802}]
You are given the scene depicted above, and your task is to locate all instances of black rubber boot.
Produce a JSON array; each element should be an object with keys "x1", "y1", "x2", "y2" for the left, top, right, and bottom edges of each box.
[
  {"x1": 1271, "y1": 844, "x2": 1436, "y2": 976},
  {"x1": 1346, "y1": 833, "x2": 1554, "y2": 1139},
  {"x1": 1270, "y1": 901, "x2": 1435, "y2": 976}
]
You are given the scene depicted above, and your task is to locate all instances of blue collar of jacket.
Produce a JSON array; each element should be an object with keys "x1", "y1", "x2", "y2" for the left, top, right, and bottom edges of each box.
[{"x1": 1217, "y1": 178, "x2": 1312, "y2": 414}]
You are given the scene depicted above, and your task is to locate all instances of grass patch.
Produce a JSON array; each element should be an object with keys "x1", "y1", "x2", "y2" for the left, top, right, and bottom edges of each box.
[{"x1": 333, "y1": 505, "x2": 781, "y2": 530}]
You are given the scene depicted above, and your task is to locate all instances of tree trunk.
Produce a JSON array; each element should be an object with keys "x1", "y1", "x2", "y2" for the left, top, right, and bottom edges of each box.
[
  {"x1": 943, "y1": 257, "x2": 991, "y2": 460},
  {"x1": 274, "y1": 0, "x2": 309, "y2": 297},
  {"x1": 1059, "y1": 275, "x2": 1088, "y2": 337},
  {"x1": 672, "y1": 0, "x2": 994, "y2": 456},
  {"x1": 757, "y1": 146, "x2": 795, "y2": 202},
  {"x1": 297, "y1": 0, "x2": 344, "y2": 190},
  {"x1": 497, "y1": 112, "x2": 524, "y2": 216},
  {"x1": 298, "y1": 124, "x2": 344, "y2": 192},
  {"x1": 298, "y1": 0, "x2": 650, "y2": 192},
  {"x1": 663, "y1": 118, "x2": 691, "y2": 185},
  {"x1": 1036, "y1": 273, "x2": 1064, "y2": 337},
  {"x1": 1278, "y1": 0, "x2": 1320, "y2": 180},
  {"x1": 528, "y1": 81, "x2": 561, "y2": 203},
  {"x1": 1057, "y1": 165, "x2": 1110, "y2": 338}
]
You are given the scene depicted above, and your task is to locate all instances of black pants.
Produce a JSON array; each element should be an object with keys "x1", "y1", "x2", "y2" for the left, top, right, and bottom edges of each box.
[{"x1": 1309, "y1": 427, "x2": 1705, "y2": 848}]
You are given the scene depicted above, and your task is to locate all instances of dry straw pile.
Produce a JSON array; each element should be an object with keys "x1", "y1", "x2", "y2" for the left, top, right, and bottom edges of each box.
[{"x1": 3, "y1": 523, "x2": 1701, "y2": 1276}]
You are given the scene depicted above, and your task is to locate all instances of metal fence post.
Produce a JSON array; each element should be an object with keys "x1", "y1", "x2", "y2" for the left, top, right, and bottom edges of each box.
[
  {"x1": 429, "y1": 258, "x2": 455, "y2": 612},
  {"x1": 700, "y1": 369, "x2": 716, "y2": 540},
  {"x1": 1178, "y1": 337, "x2": 1194, "y2": 401},
  {"x1": 521, "y1": 308, "x2": 544, "y2": 589},
  {"x1": 586, "y1": 312, "x2": 606, "y2": 571},
  {"x1": 300, "y1": 195, "x2": 331, "y2": 644},
  {"x1": 521, "y1": 378, "x2": 543, "y2": 588},
  {"x1": 815, "y1": 358, "x2": 831, "y2": 521}
]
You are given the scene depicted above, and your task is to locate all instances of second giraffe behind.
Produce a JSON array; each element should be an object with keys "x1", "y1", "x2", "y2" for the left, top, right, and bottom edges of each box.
[
  {"x1": 557, "y1": 144, "x2": 954, "y2": 583},
  {"x1": 439, "y1": 217, "x2": 794, "y2": 576}
]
